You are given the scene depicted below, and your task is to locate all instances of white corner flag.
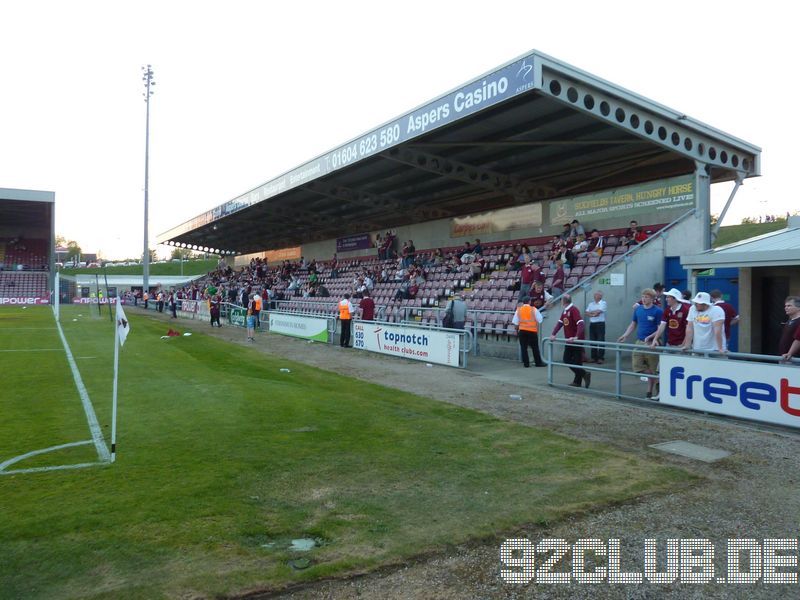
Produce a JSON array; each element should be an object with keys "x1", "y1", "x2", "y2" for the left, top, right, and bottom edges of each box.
[
  {"x1": 116, "y1": 297, "x2": 130, "y2": 347},
  {"x1": 111, "y1": 297, "x2": 130, "y2": 462}
]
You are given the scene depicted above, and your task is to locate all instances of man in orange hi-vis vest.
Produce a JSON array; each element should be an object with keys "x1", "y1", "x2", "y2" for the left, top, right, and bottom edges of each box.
[
  {"x1": 338, "y1": 293, "x2": 354, "y2": 348},
  {"x1": 513, "y1": 295, "x2": 545, "y2": 368}
]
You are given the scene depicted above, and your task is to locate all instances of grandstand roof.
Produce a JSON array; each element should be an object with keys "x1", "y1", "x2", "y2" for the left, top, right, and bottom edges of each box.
[
  {"x1": 0, "y1": 188, "x2": 55, "y2": 231},
  {"x1": 682, "y1": 217, "x2": 800, "y2": 268},
  {"x1": 158, "y1": 50, "x2": 761, "y2": 255}
]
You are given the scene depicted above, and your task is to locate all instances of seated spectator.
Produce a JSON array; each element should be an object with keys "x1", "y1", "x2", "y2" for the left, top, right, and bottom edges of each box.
[
  {"x1": 570, "y1": 219, "x2": 586, "y2": 238},
  {"x1": 551, "y1": 260, "x2": 566, "y2": 296},
  {"x1": 586, "y1": 229, "x2": 605, "y2": 256},
  {"x1": 573, "y1": 234, "x2": 589, "y2": 255},
  {"x1": 529, "y1": 281, "x2": 553, "y2": 311},
  {"x1": 622, "y1": 220, "x2": 648, "y2": 246},
  {"x1": 560, "y1": 223, "x2": 572, "y2": 241},
  {"x1": 473, "y1": 239, "x2": 483, "y2": 256}
]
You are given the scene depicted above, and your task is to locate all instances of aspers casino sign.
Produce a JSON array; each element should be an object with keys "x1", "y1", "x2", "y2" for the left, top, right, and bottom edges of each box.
[{"x1": 659, "y1": 355, "x2": 800, "y2": 428}]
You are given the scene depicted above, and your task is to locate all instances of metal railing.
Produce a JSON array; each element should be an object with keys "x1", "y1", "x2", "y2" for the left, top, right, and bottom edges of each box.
[{"x1": 543, "y1": 337, "x2": 799, "y2": 403}]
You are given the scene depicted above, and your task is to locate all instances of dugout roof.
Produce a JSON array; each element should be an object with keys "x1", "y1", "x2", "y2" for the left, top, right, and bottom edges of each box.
[{"x1": 158, "y1": 50, "x2": 762, "y2": 255}]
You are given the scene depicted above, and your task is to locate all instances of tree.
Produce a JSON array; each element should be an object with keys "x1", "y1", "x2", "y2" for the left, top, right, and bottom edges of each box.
[
  {"x1": 66, "y1": 240, "x2": 82, "y2": 262},
  {"x1": 170, "y1": 247, "x2": 193, "y2": 260}
]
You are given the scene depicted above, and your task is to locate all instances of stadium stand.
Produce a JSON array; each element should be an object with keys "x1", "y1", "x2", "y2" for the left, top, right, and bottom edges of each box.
[
  {"x1": 172, "y1": 222, "x2": 666, "y2": 344},
  {"x1": 0, "y1": 272, "x2": 49, "y2": 298},
  {"x1": 0, "y1": 238, "x2": 49, "y2": 270}
]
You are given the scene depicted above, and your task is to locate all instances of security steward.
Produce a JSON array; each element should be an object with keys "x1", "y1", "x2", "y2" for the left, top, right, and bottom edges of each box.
[
  {"x1": 338, "y1": 293, "x2": 354, "y2": 348},
  {"x1": 513, "y1": 295, "x2": 545, "y2": 367}
]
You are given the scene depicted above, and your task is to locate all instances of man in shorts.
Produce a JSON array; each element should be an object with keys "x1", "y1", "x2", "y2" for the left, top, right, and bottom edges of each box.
[{"x1": 618, "y1": 288, "x2": 661, "y2": 399}]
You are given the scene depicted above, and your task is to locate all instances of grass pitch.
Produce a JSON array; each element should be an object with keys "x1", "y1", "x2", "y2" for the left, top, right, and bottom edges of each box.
[{"x1": 0, "y1": 306, "x2": 692, "y2": 598}]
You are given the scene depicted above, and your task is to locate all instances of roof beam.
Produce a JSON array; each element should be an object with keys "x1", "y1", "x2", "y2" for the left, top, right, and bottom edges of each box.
[{"x1": 380, "y1": 146, "x2": 556, "y2": 203}]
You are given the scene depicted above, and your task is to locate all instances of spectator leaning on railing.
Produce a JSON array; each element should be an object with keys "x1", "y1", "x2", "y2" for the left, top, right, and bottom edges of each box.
[{"x1": 682, "y1": 292, "x2": 727, "y2": 354}]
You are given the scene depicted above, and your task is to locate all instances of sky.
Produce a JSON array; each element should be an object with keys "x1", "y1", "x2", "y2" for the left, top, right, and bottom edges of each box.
[{"x1": 1, "y1": 1, "x2": 796, "y2": 260}]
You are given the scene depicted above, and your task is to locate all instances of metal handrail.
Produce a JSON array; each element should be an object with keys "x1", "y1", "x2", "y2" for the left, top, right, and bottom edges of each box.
[{"x1": 543, "y1": 337, "x2": 799, "y2": 403}]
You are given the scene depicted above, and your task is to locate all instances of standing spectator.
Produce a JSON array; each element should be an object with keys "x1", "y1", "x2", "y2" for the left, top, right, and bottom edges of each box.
[
  {"x1": 443, "y1": 294, "x2": 467, "y2": 329},
  {"x1": 254, "y1": 293, "x2": 263, "y2": 328},
  {"x1": 157, "y1": 291, "x2": 164, "y2": 313},
  {"x1": 682, "y1": 292, "x2": 727, "y2": 354},
  {"x1": 513, "y1": 296, "x2": 545, "y2": 367},
  {"x1": 618, "y1": 288, "x2": 662, "y2": 399},
  {"x1": 549, "y1": 294, "x2": 589, "y2": 388},
  {"x1": 359, "y1": 290, "x2": 375, "y2": 322},
  {"x1": 143, "y1": 290, "x2": 149, "y2": 310},
  {"x1": 518, "y1": 259, "x2": 536, "y2": 301},
  {"x1": 646, "y1": 288, "x2": 689, "y2": 349},
  {"x1": 210, "y1": 293, "x2": 221, "y2": 327},
  {"x1": 338, "y1": 293, "x2": 354, "y2": 348},
  {"x1": 585, "y1": 291, "x2": 607, "y2": 363},
  {"x1": 168, "y1": 291, "x2": 177, "y2": 319},
  {"x1": 779, "y1": 296, "x2": 800, "y2": 357},
  {"x1": 245, "y1": 294, "x2": 257, "y2": 342},
  {"x1": 710, "y1": 289, "x2": 740, "y2": 347}
]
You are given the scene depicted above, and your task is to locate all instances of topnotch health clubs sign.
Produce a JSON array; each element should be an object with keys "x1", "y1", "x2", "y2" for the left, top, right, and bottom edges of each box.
[{"x1": 353, "y1": 322, "x2": 461, "y2": 367}]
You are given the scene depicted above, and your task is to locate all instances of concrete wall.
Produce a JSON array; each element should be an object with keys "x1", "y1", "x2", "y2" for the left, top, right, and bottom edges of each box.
[{"x1": 538, "y1": 215, "x2": 696, "y2": 343}]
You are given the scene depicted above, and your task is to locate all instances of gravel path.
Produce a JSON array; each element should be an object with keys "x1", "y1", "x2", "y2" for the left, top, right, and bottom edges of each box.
[{"x1": 146, "y1": 311, "x2": 800, "y2": 599}]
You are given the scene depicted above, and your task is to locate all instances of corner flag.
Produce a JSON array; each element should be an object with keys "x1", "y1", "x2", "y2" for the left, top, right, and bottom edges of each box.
[
  {"x1": 116, "y1": 297, "x2": 130, "y2": 347},
  {"x1": 111, "y1": 296, "x2": 129, "y2": 462}
]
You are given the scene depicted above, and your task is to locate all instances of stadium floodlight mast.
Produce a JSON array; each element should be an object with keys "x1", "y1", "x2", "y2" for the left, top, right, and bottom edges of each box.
[{"x1": 142, "y1": 65, "x2": 155, "y2": 294}]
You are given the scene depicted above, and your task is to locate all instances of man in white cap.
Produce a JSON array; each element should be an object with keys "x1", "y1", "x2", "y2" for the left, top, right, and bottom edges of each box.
[{"x1": 682, "y1": 292, "x2": 727, "y2": 354}]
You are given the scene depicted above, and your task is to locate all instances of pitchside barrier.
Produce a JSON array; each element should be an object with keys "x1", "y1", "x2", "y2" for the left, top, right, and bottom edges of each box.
[
  {"x1": 543, "y1": 338, "x2": 800, "y2": 430},
  {"x1": 218, "y1": 303, "x2": 471, "y2": 368}
]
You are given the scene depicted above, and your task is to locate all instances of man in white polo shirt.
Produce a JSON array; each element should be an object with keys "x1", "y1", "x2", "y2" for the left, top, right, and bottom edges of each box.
[
  {"x1": 585, "y1": 291, "x2": 607, "y2": 363},
  {"x1": 682, "y1": 292, "x2": 727, "y2": 354}
]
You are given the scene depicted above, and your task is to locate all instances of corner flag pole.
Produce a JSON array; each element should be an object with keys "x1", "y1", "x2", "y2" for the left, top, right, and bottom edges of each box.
[{"x1": 111, "y1": 312, "x2": 119, "y2": 463}]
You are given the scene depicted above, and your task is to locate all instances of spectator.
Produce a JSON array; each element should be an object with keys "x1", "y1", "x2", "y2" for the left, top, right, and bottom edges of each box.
[
  {"x1": 550, "y1": 260, "x2": 566, "y2": 297},
  {"x1": 246, "y1": 294, "x2": 257, "y2": 342},
  {"x1": 513, "y1": 295, "x2": 545, "y2": 368},
  {"x1": 549, "y1": 294, "x2": 589, "y2": 388},
  {"x1": 622, "y1": 221, "x2": 648, "y2": 247},
  {"x1": 518, "y1": 258, "x2": 536, "y2": 301},
  {"x1": 473, "y1": 239, "x2": 483, "y2": 256},
  {"x1": 646, "y1": 288, "x2": 689, "y2": 349},
  {"x1": 443, "y1": 293, "x2": 467, "y2": 329},
  {"x1": 570, "y1": 219, "x2": 586, "y2": 238},
  {"x1": 779, "y1": 296, "x2": 800, "y2": 357},
  {"x1": 168, "y1": 291, "x2": 177, "y2": 319},
  {"x1": 210, "y1": 293, "x2": 222, "y2": 327},
  {"x1": 359, "y1": 290, "x2": 375, "y2": 321},
  {"x1": 317, "y1": 284, "x2": 330, "y2": 297},
  {"x1": 529, "y1": 281, "x2": 552, "y2": 311},
  {"x1": 618, "y1": 288, "x2": 662, "y2": 399},
  {"x1": 585, "y1": 291, "x2": 607, "y2": 363},
  {"x1": 681, "y1": 289, "x2": 693, "y2": 302},
  {"x1": 338, "y1": 293, "x2": 354, "y2": 348},
  {"x1": 586, "y1": 229, "x2": 604, "y2": 256},
  {"x1": 710, "y1": 289, "x2": 740, "y2": 346},
  {"x1": 682, "y1": 292, "x2": 727, "y2": 354}
]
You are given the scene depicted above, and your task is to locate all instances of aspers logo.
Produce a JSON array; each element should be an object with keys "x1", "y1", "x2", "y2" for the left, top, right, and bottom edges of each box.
[{"x1": 517, "y1": 59, "x2": 533, "y2": 81}]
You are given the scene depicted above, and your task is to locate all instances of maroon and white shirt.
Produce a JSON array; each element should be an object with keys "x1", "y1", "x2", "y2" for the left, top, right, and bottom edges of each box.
[
  {"x1": 661, "y1": 301, "x2": 690, "y2": 346},
  {"x1": 552, "y1": 304, "x2": 585, "y2": 339}
]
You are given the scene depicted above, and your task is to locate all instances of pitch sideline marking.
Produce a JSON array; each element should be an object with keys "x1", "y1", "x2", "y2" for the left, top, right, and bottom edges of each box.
[
  {"x1": 0, "y1": 348, "x2": 62, "y2": 352},
  {"x1": 54, "y1": 318, "x2": 112, "y2": 463},
  {"x1": 0, "y1": 440, "x2": 104, "y2": 475}
]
